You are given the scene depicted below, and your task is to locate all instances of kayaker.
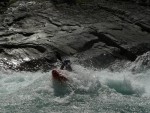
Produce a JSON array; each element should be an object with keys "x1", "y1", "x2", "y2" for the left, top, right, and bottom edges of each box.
[
  {"x1": 55, "y1": 52, "x2": 72, "y2": 71},
  {"x1": 60, "y1": 59, "x2": 72, "y2": 71}
]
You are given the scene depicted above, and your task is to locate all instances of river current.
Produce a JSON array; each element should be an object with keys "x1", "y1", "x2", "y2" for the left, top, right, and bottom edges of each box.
[{"x1": 0, "y1": 52, "x2": 150, "y2": 113}]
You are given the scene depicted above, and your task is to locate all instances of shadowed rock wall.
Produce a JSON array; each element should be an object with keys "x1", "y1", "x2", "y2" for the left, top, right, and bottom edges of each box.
[{"x1": 0, "y1": 0, "x2": 150, "y2": 71}]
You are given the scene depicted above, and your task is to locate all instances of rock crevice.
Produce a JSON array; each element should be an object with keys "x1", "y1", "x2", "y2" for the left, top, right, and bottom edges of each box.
[
  {"x1": 0, "y1": 43, "x2": 46, "y2": 53},
  {"x1": 90, "y1": 31, "x2": 137, "y2": 61}
]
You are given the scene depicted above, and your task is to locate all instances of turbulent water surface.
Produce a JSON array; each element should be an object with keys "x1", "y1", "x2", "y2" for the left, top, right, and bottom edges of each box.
[{"x1": 0, "y1": 53, "x2": 150, "y2": 113}]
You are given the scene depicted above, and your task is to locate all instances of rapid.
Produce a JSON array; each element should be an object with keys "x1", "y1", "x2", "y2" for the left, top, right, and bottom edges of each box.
[{"x1": 0, "y1": 52, "x2": 150, "y2": 113}]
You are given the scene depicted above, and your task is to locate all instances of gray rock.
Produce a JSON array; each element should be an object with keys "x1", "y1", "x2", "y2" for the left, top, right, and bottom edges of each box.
[{"x1": 0, "y1": 0, "x2": 150, "y2": 71}]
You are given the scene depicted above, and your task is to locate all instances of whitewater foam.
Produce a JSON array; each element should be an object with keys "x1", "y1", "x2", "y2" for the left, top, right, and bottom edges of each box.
[
  {"x1": 0, "y1": 71, "x2": 42, "y2": 95},
  {"x1": 0, "y1": 70, "x2": 148, "y2": 113},
  {"x1": 0, "y1": 52, "x2": 150, "y2": 112},
  {"x1": 0, "y1": 62, "x2": 149, "y2": 98}
]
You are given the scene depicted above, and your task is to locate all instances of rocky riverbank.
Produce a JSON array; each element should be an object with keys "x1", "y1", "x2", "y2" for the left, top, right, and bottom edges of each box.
[{"x1": 0, "y1": 0, "x2": 150, "y2": 71}]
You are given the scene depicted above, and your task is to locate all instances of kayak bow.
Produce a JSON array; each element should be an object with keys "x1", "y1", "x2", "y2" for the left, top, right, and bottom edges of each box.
[{"x1": 52, "y1": 69, "x2": 68, "y2": 82}]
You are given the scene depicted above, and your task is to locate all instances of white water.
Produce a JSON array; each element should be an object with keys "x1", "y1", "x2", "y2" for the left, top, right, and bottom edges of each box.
[{"x1": 0, "y1": 52, "x2": 150, "y2": 113}]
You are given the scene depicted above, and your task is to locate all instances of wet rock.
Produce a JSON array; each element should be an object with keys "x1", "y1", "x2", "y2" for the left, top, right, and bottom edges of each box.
[
  {"x1": 52, "y1": 0, "x2": 76, "y2": 5},
  {"x1": 0, "y1": 0, "x2": 150, "y2": 71},
  {"x1": 75, "y1": 43, "x2": 119, "y2": 68},
  {"x1": 129, "y1": 51, "x2": 150, "y2": 73},
  {"x1": 90, "y1": 22, "x2": 150, "y2": 55}
]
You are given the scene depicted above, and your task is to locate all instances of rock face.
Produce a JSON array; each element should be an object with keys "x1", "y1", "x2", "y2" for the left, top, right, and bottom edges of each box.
[{"x1": 0, "y1": 0, "x2": 150, "y2": 71}]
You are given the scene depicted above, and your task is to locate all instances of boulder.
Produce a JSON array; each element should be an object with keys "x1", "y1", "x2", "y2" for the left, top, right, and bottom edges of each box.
[{"x1": 0, "y1": 0, "x2": 150, "y2": 71}]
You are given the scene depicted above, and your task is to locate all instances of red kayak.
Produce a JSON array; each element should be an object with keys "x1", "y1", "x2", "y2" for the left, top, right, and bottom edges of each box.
[{"x1": 52, "y1": 69, "x2": 68, "y2": 82}]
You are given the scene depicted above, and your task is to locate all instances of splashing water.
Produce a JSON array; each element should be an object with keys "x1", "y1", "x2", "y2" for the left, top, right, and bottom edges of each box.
[{"x1": 0, "y1": 52, "x2": 150, "y2": 112}]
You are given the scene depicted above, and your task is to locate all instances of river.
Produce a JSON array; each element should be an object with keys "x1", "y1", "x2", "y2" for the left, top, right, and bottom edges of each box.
[{"x1": 0, "y1": 52, "x2": 150, "y2": 113}]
